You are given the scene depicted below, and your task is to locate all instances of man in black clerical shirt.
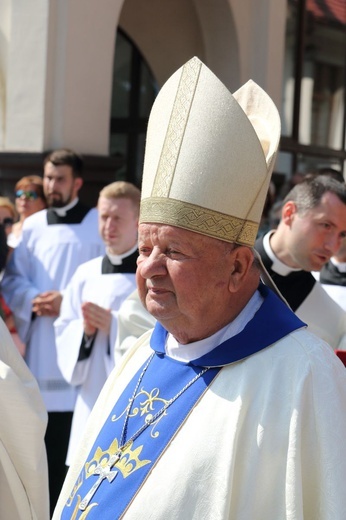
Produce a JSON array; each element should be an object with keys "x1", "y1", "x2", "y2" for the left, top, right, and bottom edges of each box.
[
  {"x1": 255, "y1": 175, "x2": 346, "y2": 350},
  {"x1": 54, "y1": 181, "x2": 140, "y2": 471},
  {"x1": 2, "y1": 148, "x2": 104, "y2": 515}
]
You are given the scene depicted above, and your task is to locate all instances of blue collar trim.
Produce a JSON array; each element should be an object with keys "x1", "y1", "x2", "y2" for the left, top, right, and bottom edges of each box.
[{"x1": 150, "y1": 284, "x2": 305, "y2": 367}]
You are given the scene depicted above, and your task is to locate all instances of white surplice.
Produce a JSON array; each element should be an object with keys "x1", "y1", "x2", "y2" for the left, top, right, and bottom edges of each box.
[
  {"x1": 1, "y1": 208, "x2": 104, "y2": 411},
  {"x1": 113, "y1": 289, "x2": 156, "y2": 362},
  {"x1": 257, "y1": 232, "x2": 346, "y2": 350},
  {"x1": 54, "y1": 256, "x2": 137, "y2": 465}
]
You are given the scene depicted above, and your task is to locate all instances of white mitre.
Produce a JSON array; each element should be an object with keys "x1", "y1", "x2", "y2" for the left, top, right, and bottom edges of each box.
[{"x1": 139, "y1": 56, "x2": 281, "y2": 247}]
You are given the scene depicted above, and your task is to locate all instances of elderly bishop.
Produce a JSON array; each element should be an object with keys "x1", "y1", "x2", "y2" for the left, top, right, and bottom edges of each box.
[{"x1": 53, "y1": 57, "x2": 346, "y2": 520}]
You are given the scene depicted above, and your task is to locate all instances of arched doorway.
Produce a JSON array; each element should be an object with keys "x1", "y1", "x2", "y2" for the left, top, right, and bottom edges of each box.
[{"x1": 109, "y1": 29, "x2": 158, "y2": 187}]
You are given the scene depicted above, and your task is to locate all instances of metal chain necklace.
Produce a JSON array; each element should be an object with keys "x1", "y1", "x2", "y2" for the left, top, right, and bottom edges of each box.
[{"x1": 79, "y1": 352, "x2": 209, "y2": 511}]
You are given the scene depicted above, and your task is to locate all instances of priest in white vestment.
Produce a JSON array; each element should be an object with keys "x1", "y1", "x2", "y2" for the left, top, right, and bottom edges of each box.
[
  {"x1": 53, "y1": 58, "x2": 346, "y2": 520},
  {"x1": 2, "y1": 149, "x2": 105, "y2": 514},
  {"x1": 55, "y1": 182, "x2": 141, "y2": 466}
]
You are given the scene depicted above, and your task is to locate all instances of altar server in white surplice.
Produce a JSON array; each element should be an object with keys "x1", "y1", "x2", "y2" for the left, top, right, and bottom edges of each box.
[
  {"x1": 0, "y1": 316, "x2": 49, "y2": 520},
  {"x1": 314, "y1": 238, "x2": 346, "y2": 355},
  {"x1": 55, "y1": 182, "x2": 140, "y2": 466},
  {"x1": 53, "y1": 59, "x2": 346, "y2": 520},
  {"x1": 1, "y1": 149, "x2": 105, "y2": 515},
  {"x1": 113, "y1": 289, "x2": 156, "y2": 361}
]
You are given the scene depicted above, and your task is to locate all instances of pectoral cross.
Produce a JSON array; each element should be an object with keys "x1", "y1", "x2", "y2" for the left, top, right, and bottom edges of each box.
[{"x1": 79, "y1": 452, "x2": 121, "y2": 511}]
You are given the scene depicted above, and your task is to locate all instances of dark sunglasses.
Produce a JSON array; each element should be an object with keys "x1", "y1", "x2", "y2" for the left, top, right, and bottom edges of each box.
[{"x1": 15, "y1": 190, "x2": 39, "y2": 200}]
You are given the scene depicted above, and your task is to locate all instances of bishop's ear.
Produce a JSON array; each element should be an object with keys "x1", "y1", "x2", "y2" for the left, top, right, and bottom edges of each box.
[{"x1": 228, "y1": 246, "x2": 255, "y2": 293}]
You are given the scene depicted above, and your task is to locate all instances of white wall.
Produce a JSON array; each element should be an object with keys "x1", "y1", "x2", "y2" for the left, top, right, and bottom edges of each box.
[
  {"x1": 2, "y1": 0, "x2": 49, "y2": 151},
  {"x1": 229, "y1": 0, "x2": 286, "y2": 108},
  {"x1": 0, "y1": 0, "x2": 287, "y2": 156},
  {"x1": 0, "y1": 0, "x2": 11, "y2": 149},
  {"x1": 44, "y1": 0, "x2": 122, "y2": 154},
  {"x1": 1, "y1": 0, "x2": 124, "y2": 155}
]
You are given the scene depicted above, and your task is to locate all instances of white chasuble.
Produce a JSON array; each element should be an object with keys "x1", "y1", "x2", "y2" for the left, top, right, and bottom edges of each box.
[
  {"x1": 53, "y1": 287, "x2": 346, "y2": 519},
  {"x1": 0, "y1": 317, "x2": 49, "y2": 519}
]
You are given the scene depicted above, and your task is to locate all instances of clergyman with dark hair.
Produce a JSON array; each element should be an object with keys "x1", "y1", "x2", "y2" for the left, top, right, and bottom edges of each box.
[
  {"x1": 2, "y1": 148, "x2": 105, "y2": 514},
  {"x1": 255, "y1": 174, "x2": 346, "y2": 349}
]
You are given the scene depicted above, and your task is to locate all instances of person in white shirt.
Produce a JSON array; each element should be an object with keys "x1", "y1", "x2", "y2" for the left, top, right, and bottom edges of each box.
[
  {"x1": 316, "y1": 237, "x2": 346, "y2": 310},
  {"x1": 55, "y1": 181, "x2": 140, "y2": 466},
  {"x1": 2, "y1": 148, "x2": 104, "y2": 514}
]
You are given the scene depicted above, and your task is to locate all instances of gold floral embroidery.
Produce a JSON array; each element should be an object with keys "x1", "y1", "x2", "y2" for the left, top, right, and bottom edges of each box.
[{"x1": 111, "y1": 386, "x2": 171, "y2": 438}]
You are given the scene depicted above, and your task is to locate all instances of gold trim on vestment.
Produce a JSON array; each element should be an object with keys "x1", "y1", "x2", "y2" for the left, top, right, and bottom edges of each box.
[{"x1": 139, "y1": 198, "x2": 258, "y2": 246}]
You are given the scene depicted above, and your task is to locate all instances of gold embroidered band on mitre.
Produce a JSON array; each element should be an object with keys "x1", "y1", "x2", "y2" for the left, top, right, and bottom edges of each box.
[
  {"x1": 151, "y1": 58, "x2": 202, "y2": 198},
  {"x1": 140, "y1": 198, "x2": 258, "y2": 246},
  {"x1": 140, "y1": 56, "x2": 280, "y2": 248}
]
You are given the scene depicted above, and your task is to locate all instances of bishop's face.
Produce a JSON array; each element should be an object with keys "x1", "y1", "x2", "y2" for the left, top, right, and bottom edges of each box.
[
  {"x1": 136, "y1": 223, "x2": 237, "y2": 344},
  {"x1": 43, "y1": 162, "x2": 82, "y2": 208}
]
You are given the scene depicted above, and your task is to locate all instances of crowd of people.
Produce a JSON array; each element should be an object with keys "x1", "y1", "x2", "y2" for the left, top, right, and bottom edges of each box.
[
  {"x1": 1, "y1": 56, "x2": 346, "y2": 519},
  {"x1": 0, "y1": 150, "x2": 150, "y2": 517}
]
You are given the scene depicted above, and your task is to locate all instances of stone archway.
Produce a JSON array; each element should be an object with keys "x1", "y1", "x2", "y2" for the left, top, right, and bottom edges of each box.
[{"x1": 118, "y1": 0, "x2": 240, "y2": 89}]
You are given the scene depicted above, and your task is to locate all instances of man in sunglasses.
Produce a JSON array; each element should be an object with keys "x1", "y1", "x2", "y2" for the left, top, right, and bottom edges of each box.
[{"x1": 2, "y1": 148, "x2": 104, "y2": 515}]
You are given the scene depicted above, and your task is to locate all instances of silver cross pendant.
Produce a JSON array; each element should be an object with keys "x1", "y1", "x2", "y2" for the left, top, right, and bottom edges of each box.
[{"x1": 79, "y1": 452, "x2": 121, "y2": 511}]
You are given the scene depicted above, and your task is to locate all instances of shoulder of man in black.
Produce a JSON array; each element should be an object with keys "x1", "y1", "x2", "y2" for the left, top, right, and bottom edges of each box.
[
  {"x1": 254, "y1": 233, "x2": 316, "y2": 311},
  {"x1": 47, "y1": 201, "x2": 92, "y2": 225}
]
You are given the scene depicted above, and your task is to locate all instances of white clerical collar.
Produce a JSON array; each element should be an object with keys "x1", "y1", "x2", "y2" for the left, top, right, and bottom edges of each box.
[
  {"x1": 106, "y1": 243, "x2": 138, "y2": 265},
  {"x1": 165, "y1": 289, "x2": 263, "y2": 362},
  {"x1": 263, "y1": 231, "x2": 301, "y2": 276},
  {"x1": 52, "y1": 197, "x2": 79, "y2": 217},
  {"x1": 330, "y1": 256, "x2": 346, "y2": 273}
]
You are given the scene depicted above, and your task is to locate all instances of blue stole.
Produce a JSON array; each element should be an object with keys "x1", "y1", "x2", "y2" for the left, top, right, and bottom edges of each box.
[{"x1": 61, "y1": 285, "x2": 304, "y2": 519}]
